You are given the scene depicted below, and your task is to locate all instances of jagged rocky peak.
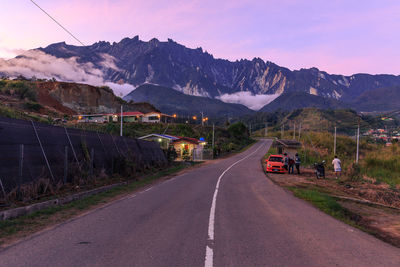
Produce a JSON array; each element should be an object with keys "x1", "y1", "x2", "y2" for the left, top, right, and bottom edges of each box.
[{"x1": 33, "y1": 35, "x2": 400, "y2": 107}]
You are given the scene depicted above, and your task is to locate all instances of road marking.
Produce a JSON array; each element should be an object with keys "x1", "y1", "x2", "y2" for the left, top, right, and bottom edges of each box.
[{"x1": 204, "y1": 141, "x2": 266, "y2": 267}]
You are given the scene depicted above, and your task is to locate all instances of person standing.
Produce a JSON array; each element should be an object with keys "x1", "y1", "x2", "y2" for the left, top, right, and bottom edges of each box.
[
  {"x1": 332, "y1": 155, "x2": 342, "y2": 179},
  {"x1": 295, "y1": 153, "x2": 301, "y2": 174},
  {"x1": 289, "y1": 157, "x2": 295, "y2": 174},
  {"x1": 283, "y1": 153, "x2": 289, "y2": 172}
]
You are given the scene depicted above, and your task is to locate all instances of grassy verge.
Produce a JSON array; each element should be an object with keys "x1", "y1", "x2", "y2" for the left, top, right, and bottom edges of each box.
[
  {"x1": 287, "y1": 187, "x2": 359, "y2": 226},
  {"x1": 0, "y1": 162, "x2": 197, "y2": 246}
]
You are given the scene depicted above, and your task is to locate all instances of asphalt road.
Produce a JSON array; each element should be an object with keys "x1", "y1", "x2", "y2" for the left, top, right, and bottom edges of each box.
[{"x1": 1, "y1": 139, "x2": 400, "y2": 266}]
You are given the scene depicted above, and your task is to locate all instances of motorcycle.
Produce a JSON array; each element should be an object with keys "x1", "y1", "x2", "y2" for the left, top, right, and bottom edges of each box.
[{"x1": 313, "y1": 160, "x2": 326, "y2": 179}]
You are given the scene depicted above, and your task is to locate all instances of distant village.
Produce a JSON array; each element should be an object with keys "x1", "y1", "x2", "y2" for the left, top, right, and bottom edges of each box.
[
  {"x1": 76, "y1": 111, "x2": 172, "y2": 124},
  {"x1": 364, "y1": 127, "x2": 400, "y2": 144},
  {"x1": 74, "y1": 110, "x2": 209, "y2": 161}
]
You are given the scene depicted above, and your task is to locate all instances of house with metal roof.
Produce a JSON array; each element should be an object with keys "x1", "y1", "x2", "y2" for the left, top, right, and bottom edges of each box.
[
  {"x1": 139, "y1": 134, "x2": 207, "y2": 160},
  {"x1": 139, "y1": 134, "x2": 180, "y2": 149}
]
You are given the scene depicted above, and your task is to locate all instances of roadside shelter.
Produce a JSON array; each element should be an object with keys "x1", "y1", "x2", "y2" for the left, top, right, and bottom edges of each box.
[{"x1": 274, "y1": 139, "x2": 302, "y2": 157}]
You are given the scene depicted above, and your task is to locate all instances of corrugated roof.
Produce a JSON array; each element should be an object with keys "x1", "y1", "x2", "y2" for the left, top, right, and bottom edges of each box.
[
  {"x1": 138, "y1": 133, "x2": 180, "y2": 140},
  {"x1": 120, "y1": 111, "x2": 144, "y2": 116}
]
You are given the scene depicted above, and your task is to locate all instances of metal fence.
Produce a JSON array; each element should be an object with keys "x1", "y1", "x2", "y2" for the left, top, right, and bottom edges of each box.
[
  {"x1": 0, "y1": 117, "x2": 167, "y2": 194},
  {"x1": 192, "y1": 148, "x2": 213, "y2": 161}
]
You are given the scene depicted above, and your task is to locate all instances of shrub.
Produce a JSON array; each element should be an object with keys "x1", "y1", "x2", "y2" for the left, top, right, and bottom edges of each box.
[
  {"x1": 7, "y1": 81, "x2": 37, "y2": 101},
  {"x1": 24, "y1": 101, "x2": 42, "y2": 112},
  {"x1": 348, "y1": 163, "x2": 362, "y2": 181}
]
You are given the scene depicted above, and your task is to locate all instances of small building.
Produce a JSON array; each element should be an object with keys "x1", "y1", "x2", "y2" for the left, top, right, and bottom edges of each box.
[
  {"x1": 139, "y1": 133, "x2": 207, "y2": 160},
  {"x1": 121, "y1": 111, "x2": 144, "y2": 122},
  {"x1": 139, "y1": 134, "x2": 180, "y2": 149},
  {"x1": 172, "y1": 137, "x2": 207, "y2": 160},
  {"x1": 142, "y1": 112, "x2": 161, "y2": 123},
  {"x1": 77, "y1": 114, "x2": 109, "y2": 123},
  {"x1": 76, "y1": 111, "x2": 145, "y2": 123},
  {"x1": 274, "y1": 139, "x2": 302, "y2": 157},
  {"x1": 142, "y1": 112, "x2": 174, "y2": 123}
]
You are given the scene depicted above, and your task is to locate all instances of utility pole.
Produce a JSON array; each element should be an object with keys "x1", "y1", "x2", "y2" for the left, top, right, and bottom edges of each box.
[
  {"x1": 334, "y1": 126, "x2": 337, "y2": 156},
  {"x1": 281, "y1": 124, "x2": 284, "y2": 139},
  {"x1": 249, "y1": 124, "x2": 252, "y2": 135},
  {"x1": 265, "y1": 122, "x2": 268, "y2": 137},
  {"x1": 201, "y1": 111, "x2": 204, "y2": 126},
  {"x1": 293, "y1": 123, "x2": 296, "y2": 140},
  {"x1": 298, "y1": 122, "x2": 302, "y2": 140},
  {"x1": 120, "y1": 105, "x2": 123, "y2": 137},
  {"x1": 212, "y1": 123, "x2": 215, "y2": 158},
  {"x1": 356, "y1": 118, "x2": 360, "y2": 164}
]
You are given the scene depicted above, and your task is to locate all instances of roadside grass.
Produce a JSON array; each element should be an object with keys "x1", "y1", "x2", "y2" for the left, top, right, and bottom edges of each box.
[
  {"x1": 362, "y1": 145, "x2": 400, "y2": 186},
  {"x1": 287, "y1": 187, "x2": 361, "y2": 228},
  {"x1": 0, "y1": 162, "x2": 195, "y2": 245},
  {"x1": 263, "y1": 146, "x2": 278, "y2": 160}
]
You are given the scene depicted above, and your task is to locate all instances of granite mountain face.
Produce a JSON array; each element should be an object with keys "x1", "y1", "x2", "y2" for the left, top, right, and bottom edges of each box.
[{"x1": 14, "y1": 36, "x2": 400, "y2": 111}]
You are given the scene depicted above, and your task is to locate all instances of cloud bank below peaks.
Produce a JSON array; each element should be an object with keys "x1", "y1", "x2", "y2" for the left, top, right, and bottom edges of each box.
[
  {"x1": 217, "y1": 91, "x2": 280, "y2": 110},
  {"x1": 0, "y1": 50, "x2": 134, "y2": 97}
]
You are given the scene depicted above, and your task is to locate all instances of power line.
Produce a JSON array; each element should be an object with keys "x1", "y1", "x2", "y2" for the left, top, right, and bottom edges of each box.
[{"x1": 30, "y1": 0, "x2": 85, "y2": 46}]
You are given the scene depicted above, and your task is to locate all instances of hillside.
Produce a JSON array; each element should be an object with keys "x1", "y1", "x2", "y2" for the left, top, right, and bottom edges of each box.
[
  {"x1": 0, "y1": 79, "x2": 158, "y2": 120},
  {"x1": 260, "y1": 92, "x2": 349, "y2": 112},
  {"x1": 277, "y1": 108, "x2": 395, "y2": 134},
  {"x1": 124, "y1": 84, "x2": 254, "y2": 117},
  {"x1": 352, "y1": 86, "x2": 400, "y2": 112}
]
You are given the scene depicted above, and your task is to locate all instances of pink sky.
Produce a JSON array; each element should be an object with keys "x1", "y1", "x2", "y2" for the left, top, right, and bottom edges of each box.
[{"x1": 1, "y1": 0, "x2": 400, "y2": 75}]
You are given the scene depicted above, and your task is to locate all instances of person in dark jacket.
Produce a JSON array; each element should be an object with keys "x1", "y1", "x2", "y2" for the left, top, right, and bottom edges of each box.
[
  {"x1": 288, "y1": 157, "x2": 295, "y2": 174},
  {"x1": 295, "y1": 153, "x2": 301, "y2": 174}
]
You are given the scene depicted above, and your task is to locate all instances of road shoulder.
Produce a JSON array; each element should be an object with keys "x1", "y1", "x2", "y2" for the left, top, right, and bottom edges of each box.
[{"x1": 262, "y1": 162, "x2": 400, "y2": 248}]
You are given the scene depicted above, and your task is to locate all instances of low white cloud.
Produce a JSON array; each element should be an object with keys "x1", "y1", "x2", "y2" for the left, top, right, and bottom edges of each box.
[
  {"x1": 105, "y1": 82, "x2": 136, "y2": 98},
  {"x1": 217, "y1": 91, "x2": 280, "y2": 110},
  {"x1": 0, "y1": 50, "x2": 134, "y2": 97}
]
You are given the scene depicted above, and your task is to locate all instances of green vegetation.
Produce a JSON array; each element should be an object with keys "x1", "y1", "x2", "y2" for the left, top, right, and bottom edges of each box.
[
  {"x1": 24, "y1": 101, "x2": 43, "y2": 112},
  {"x1": 0, "y1": 104, "x2": 49, "y2": 123},
  {"x1": 247, "y1": 108, "x2": 398, "y2": 137},
  {"x1": 0, "y1": 80, "x2": 37, "y2": 101},
  {"x1": 70, "y1": 121, "x2": 253, "y2": 155},
  {"x1": 263, "y1": 146, "x2": 278, "y2": 161},
  {"x1": 285, "y1": 187, "x2": 368, "y2": 235},
  {"x1": 289, "y1": 187, "x2": 353, "y2": 223},
  {"x1": 363, "y1": 145, "x2": 400, "y2": 186},
  {"x1": 289, "y1": 130, "x2": 400, "y2": 186}
]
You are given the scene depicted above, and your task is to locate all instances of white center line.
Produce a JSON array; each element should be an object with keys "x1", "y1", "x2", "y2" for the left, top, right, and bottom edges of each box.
[{"x1": 204, "y1": 141, "x2": 266, "y2": 267}]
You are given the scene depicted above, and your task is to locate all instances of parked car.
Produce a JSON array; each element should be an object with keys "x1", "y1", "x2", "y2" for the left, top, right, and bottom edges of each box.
[{"x1": 265, "y1": 154, "x2": 286, "y2": 173}]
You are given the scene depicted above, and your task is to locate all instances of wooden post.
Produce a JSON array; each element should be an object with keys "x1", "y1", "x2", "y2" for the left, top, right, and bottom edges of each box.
[
  {"x1": 120, "y1": 105, "x2": 123, "y2": 137},
  {"x1": 111, "y1": 157, "x2": 114, "y2": 175},
  {"x1": 64, "y1": 146, "x2": 68, "y2": 184},
  {"x1": 356, "y1": 120, "x2": 360, "y2": 164},
  {"x1": 0, "y1": 177, "x2": 7, "y2": 202},
  {"x1": 212, "y1": 124, "x2": 215, "y2": 155},
  {"x1": 334, "y1": 126, "x2": 337, "y2": 156},
  {"x1": 18, "y1": 144, "x2": 23, "y2": 197},
  {"x1": 90, "y1": 148, "x2": 94, "y2": 176},
  {"x1": 31, "y1": 121, "x2": 55, "y2": 182}
]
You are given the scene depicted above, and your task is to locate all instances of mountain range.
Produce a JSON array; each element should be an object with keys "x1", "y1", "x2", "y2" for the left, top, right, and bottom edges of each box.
[
  {"x1": 2, "y1": 36, "x2": 400, "y2": 113},
  {"x1": 124, "y1": 84, "x2": 254, "y2": 117}
]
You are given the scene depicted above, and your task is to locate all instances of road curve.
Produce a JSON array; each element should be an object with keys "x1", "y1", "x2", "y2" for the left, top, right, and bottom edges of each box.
[{"x1": 1, "y1": 139, "x2": 399, "y2": 266}]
